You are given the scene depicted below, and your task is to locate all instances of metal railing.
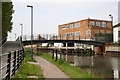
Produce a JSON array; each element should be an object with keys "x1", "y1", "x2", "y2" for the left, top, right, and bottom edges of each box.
[
  {"x1": 0, "y1": 48, "x2": 24, "y2": 80},
  {"x1": 21, "y1": 34, "x2": 99, "y2": 41},
  {"x1": 0, "y1": 37, "x2": 7, "y2": 47}
]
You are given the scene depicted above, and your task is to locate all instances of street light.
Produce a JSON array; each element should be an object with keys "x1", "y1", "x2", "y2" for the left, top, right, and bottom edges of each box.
[
  {"x1": 27, "y1": 5, "x2": 33, "y2": 58},
  {"x1": 20, "y1": 23, "x2": 23, "y2": 48},
  {"x1": 20, "y1": 24, "x2": 23, "y2": 37},
  {"x1": 14, "y1": 34, "x2": 16, "y2": 41},
  {"x1": 109, "y1": 14, "x2": 113, "y2": 42},
  {"x1": 109, "y1": 14, "x2": 113, "y2": 27}
]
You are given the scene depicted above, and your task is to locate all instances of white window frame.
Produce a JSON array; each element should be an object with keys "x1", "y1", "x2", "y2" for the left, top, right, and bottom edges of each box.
[
  {"x1": 96, "y1": 22, "x2": 100, "y2": 26},
  {"x1": 101, "y1": 22, "x2": 106, "y2": 28},
  {"x1": 89, "y1": 21, "x2": 95, "y2": 26},
  {"x1": 74, "y1": 23, "x2": 80, "y2": 27},
  {"x1": 86, "y1": 30, "x2": 91, "y2": 35}
]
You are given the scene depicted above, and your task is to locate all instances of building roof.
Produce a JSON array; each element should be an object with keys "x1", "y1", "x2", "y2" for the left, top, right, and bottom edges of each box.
[
  {"x1": 114, "y1": 23, "x2": 120, "y2": 28},
  {"x1": 58, "y1": 18, "x2": 111, "y2": 26}
]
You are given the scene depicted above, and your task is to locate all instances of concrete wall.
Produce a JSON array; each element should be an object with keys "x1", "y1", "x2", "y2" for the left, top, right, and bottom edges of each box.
[{"x1": 106, "y1": 46, "x2": 120, "y2": 52}]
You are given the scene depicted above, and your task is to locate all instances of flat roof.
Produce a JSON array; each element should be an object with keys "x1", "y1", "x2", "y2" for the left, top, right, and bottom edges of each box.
[{"x1": 58, "y1": 18, "x2": 111, "y2": 26}]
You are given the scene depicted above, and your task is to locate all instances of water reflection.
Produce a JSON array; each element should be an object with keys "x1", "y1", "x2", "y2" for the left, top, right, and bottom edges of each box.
[{"x1": 63, "y1": 55, "x2": 120, "y2": 78}]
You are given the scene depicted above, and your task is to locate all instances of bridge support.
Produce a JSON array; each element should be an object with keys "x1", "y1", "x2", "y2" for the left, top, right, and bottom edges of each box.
[{"x1": 66, "y1": 43, "x2": 68, "y2": 50}]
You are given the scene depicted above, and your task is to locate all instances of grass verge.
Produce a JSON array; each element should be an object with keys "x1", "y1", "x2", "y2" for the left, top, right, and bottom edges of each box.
[
  {"x1": 13, "y1": 51, "x2": 44, "y2": 79},
  {"x1": 34, "y1": 52, "x2": 96, "y2": 78}
]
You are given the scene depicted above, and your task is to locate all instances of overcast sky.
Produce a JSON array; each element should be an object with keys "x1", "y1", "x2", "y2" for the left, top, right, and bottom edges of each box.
[{"x1": 8, "y1": 0, "x2": 119, "y2": 41}]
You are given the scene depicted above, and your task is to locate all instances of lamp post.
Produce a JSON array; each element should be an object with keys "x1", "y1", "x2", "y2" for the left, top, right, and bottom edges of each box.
[
  {"x1": 20, "y1": 24, "x2": 23, "y2": 37},
  {"x1": 14, "y1": 34, "x2": 16, "y2": 41},
  {"x1": 20, "y1": 23, "x2": 23, "y2": 48},
  {"x1": 109, "y1": 14, "x2": 113, "y2": 42},
  {"x1": 109, "y1": 14, "x2": 113, "y2": 28},
  {"x1": 27, "y1": 5, "x2": 33, "y2": 58}
]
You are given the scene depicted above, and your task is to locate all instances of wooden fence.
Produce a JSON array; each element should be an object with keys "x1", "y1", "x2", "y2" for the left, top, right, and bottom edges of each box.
[{"x1": 0, "y1": 48, "x2": 24, "y2": 80}]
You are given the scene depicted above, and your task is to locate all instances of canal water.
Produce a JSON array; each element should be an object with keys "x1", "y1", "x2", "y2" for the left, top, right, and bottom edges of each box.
[{"x1": 61, "y1": 54, "x2": 120, "y2": 78}]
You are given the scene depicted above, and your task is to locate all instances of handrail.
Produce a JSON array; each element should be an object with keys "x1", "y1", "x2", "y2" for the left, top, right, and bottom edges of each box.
[
  {"x1": 0, "y1": 48, "x2": 24, "y2": 80},
  {"x1": 0, "y1": 36, "x2": 7, "y2": 47}
]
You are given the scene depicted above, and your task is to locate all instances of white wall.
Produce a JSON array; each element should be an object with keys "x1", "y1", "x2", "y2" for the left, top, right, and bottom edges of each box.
[
  {"x1": 54, "y1": 43, "x2": 63, "y2": 47},
  {"x1": 113, "y1": 27, "x2": 120, "y2": 42}
]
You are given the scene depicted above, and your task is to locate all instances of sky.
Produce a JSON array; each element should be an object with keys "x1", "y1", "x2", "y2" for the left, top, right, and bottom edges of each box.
[{"x1": 7, "y1": 0, "x2": 120, "y2": 41}]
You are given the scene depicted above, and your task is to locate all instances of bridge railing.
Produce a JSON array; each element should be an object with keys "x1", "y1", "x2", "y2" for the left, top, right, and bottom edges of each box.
[
  {"x1": 0, "y1": 36, "x2": 7, "y2": 47},
  {"x1": 21, "y1": 34, "x2": 99, "y2": 41},
  {"x1": 0, "y1": 48, "x2": 24, "y2": 80}
]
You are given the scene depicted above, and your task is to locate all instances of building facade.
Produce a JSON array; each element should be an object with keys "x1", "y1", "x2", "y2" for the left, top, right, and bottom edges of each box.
[
  {"x1": 113, "y1": 23, "x2": 120, "y2": 42},
  {"x1": 58, "y1": 18, "x2": 112, "y2": 40}
]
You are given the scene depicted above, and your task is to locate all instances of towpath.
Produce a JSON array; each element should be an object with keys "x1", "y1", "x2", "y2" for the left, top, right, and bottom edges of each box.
[{"x1": 34, "y1": 55, "x2": 71, "y2": 79}]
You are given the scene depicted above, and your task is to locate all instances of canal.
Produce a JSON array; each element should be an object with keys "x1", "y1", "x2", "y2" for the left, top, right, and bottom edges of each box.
[{"x1": 61, "y1": 54, "x2": 120, "y2": 78}]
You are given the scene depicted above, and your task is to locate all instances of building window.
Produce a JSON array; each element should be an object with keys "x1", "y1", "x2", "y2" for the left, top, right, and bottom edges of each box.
[
  {"x1": 74, "y1": 23, "x2": 80, "y2": 27},
  {"x1": 100, "y1": 30, "x2": 105, "y2": 33},
  {"x1": 89, "y1": 21, "x2": 95, "y2": 26},
  {"x1": 86, "y1": 30, "x2": 90, "y2": 35},
  {"x1": 101, "y1": 22, "x2": 106, "y2": 28},
  {"x1": 75, "y1": 31, "x2": 80, "y2": 36},
  {"x1": 96, "y1": 22, "x2": 100, "y2": 26},
  {"x1": 61, "y1": 26, "x2": 65, "y2": 30},
  {"x1": 70, "y1": 24, "x2": 74, "y2": 28}
]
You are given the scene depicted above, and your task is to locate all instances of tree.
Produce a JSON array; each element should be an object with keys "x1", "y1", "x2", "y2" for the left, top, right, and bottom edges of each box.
[{"x1": 1, "y1": 1, "x2": 14, "y2": 39}]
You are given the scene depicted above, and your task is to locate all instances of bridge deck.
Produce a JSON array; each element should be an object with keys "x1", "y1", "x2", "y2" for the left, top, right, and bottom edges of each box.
[{"x1": 23, "y1": 40, "x2": 105, "y2": 46}]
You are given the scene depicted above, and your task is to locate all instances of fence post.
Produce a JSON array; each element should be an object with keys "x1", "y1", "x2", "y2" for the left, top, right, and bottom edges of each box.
[
  {"x1": 12, "y1": 51, "x2": 16, "y2": 76},
  {"x1": 17, "y1": 50, "x2": 20, "y2": 70},
  {"x1": 7, "y1": 52, "x2": 11, "y2": 79},
  {"x1": 52, "y1": 49, "x2": 54, "y2": 59},
  {"x1": 22, "y1": 48, "x2": 24, "y2": 61},
  {"x1": 55, "y1": 49, "x2": 58, "y2": 61}
]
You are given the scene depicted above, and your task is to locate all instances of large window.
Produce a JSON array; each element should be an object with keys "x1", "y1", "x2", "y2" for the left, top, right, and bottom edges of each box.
[
  {"x1": 89, "y1": 21, "x2": 95, "y2": 26},
  {"x1": 86, "y1": 30, "x2": 90, "y2": 35},
  {"x1": 101, "y1": 22, "x2": 106, "y2": 28},
  {"x1": 75, "y1": 31, "x2": 80, "y2": 36},
  {"x1": 74, "y1": 23, "x2": 80, "y2": 27},
  {"x1": 96, "y1": 22, "x2": 101, "y2": 26},
  {"x1": 61, "y1": 26, "x2": 65, "y2": 30}
]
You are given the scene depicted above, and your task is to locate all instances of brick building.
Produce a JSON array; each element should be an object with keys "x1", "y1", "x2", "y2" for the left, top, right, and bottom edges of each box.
[{"x1": 58, "y1": 18, "x2": 112, "y2": 40}]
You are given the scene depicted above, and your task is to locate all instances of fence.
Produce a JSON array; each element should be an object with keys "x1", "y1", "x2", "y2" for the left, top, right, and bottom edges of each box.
[{"x1": 0, "y1": 48, "x2": 24, "y2": 80}]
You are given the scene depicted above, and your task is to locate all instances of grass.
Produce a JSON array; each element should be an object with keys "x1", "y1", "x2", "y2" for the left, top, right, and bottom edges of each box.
[
  {"x1": 34, "y1": 52, "x2": 96, "y2": 78},
  {"x1": 13, "y1": 51, "x2": 44, "y2": 79}
]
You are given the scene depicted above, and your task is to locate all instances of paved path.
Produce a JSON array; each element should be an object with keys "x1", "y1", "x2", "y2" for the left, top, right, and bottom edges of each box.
[{"x1": 34, "y1": 55, "x2": 70, "y2": 78}]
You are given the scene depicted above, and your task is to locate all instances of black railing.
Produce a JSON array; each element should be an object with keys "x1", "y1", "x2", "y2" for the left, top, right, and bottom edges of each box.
[
  {"x1": 0, "y1": 36, "x2": 7, "y2": 47},
  {"x1": 22, "y1": 34, "x2": 98, "y2": 41},
  {"x1": 0, "y1": 48, "x2": 24, "y2": 80}
]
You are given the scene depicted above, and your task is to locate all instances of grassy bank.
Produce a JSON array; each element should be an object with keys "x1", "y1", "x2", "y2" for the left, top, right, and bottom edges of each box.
[
  {"x1": 13, "y1": 51, "x2": 44, "y2": 79},
  {"x1": 34, "y1": 52, "x2": 96, "y2": 78}
]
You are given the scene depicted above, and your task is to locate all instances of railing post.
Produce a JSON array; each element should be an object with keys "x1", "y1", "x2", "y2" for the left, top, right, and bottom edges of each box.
[
  {"x1": 7, "y1": 52, "x2": 11, "y2": 79},
  {"x1": 17, "y1": 50, "x2": 20, "y2": 70},
  {"x1": 12, "y1": 51, "x2": 16, "y2": 76},
  {"x1": 19, "y1": 50, "x2": 22, "y2": 65},
  {"x1": 55, "y1": 49, "x2": 58, "y2": 61},
  {"x1": 52, "y1": 49, "x2": 54, "y2": 59},
  {"x1": 22, "y1": 48, "x2": 24, "y2": 61}
]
